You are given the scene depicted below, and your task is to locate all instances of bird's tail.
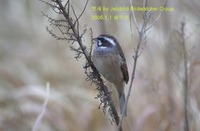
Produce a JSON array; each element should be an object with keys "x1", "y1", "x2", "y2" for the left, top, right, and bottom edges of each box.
[{"x1": 119, "y1": 93, "x2": 127, "y2": 116}]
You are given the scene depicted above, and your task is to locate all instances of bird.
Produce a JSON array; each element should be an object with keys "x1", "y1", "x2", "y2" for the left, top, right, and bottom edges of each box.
[{"x1": 92, "y1": 34, "x2": 129, "y2": 116}]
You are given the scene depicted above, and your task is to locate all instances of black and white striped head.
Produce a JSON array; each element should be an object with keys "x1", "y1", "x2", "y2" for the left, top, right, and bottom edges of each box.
[{"x1": 93, "y1": 34, "x2": 118, "y2": 49}]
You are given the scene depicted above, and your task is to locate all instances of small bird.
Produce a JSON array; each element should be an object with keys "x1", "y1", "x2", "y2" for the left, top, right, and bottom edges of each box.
[{"x1": 92, "y1": 34, "x2": 129, "y2": 115}]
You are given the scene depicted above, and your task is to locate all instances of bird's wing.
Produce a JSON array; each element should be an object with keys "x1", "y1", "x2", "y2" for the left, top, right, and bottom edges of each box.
[{"x1": 120, "y1": 60, "x2": 129, "y2": 83}]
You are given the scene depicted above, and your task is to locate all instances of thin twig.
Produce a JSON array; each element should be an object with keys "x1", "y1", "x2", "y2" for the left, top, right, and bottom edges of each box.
[
  {"x1": 145, "y1": 0, "x2": 167, "y2": 32},
  {"x1": 89, "y1": 28, "x2": 94, "y2": 57},
  {"x1": 180, "y1": 19, "x2": 189, "y2": 131},
  {"x1": 32, "y1": 83, "x2": 50, "y2": 131},
  {"x1": 129, "y1": 0, "x2": 139, "y2": 32},
  {"x1": 73, "y1": 0, "x2": 89, "y2": 27}
]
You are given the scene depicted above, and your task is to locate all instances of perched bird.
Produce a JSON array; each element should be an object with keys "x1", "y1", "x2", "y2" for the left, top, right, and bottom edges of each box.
[{"x1": 92, "y1": 34, "x2": 129, "y2": 115}]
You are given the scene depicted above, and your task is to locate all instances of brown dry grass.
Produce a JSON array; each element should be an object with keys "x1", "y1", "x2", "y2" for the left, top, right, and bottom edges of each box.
[{"x1": 0, "y1": 0, "x2": 200, "y2": 131}]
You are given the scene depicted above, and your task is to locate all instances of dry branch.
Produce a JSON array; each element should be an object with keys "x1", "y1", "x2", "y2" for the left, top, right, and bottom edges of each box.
[
  {"x1": 118, "y1": 0, "x2": 166, "y2": 130},
  {"x1": 180, "y1": 20, "x2": 189, "y2": 131},
  {"x1": 40, "y1": 0, "x2": 122, "y2": 130}
]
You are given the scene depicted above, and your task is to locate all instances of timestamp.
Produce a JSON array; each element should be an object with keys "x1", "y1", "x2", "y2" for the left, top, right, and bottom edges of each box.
[
  {"x1": 91, "y1": 15, "x2": 129, "y2": 21},
  {"x1": 91, "y1": 15, "x2": 112, "y2": 21}
]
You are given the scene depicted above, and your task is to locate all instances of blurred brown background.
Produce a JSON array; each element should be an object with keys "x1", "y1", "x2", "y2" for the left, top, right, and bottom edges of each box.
[{"x1": 0, "y1": 0, "x2": 200, "y2": 131}]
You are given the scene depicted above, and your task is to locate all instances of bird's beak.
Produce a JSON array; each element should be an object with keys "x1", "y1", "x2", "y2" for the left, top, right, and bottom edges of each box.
[{"x1": 92, "y1": 38, "x2": 98, "y2": 41}]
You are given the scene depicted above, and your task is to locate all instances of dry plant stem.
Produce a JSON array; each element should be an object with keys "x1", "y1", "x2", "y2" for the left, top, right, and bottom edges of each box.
[
  {"x1": 117, "y1": 16, "x2": 147, "y2": 131},
  {"x1": 118, "y1": 0, "x2": 167, "y2": 130},
  {"x1": 180, "y1": 20, "x2": 189, "y2": 131},
  {"x1": 53, "y1": 0, "x2": 121, "y2": 129},
  {"x1": 117, "y1": 2, "x2": 149, "y2": 131},
  {"x1": 32, "y1": 83, "x2": 50, "y2": 131}
]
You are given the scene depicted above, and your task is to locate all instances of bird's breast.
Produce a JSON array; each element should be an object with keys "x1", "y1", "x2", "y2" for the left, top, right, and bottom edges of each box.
[{"x1": 92, "y1": 50, "x2": 123, "y2": 84}]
